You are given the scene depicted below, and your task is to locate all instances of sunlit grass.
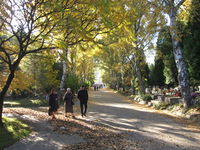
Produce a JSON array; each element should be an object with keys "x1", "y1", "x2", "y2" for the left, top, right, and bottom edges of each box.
[
  {"x1": 0, "y1": 117, "x2": 31, "y2": 149},
  {"x1": 30, "y1": 99, "x2": 46, "y2": 105},
  {"x1": 4, "y1": 98, "x2": 48, "y2": 107},
  {"x1": 4, "y1": 101, "x2": 20, "y2": 106}
]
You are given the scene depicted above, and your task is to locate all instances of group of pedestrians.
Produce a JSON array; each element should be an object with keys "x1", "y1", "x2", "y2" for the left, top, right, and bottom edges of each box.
[{"x1": 48, "y1": 85, "x2": 88, "y2": 119}]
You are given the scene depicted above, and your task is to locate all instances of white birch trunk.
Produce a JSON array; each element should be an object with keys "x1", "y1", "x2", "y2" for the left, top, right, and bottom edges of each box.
[
  {"x1": 60, "y1": 48, "x2": 68, "y2": 91},
  {"x1": 121, "y1": 65, "x2": 125, "y2": 91},
  {"x1": 60, "y1": 60, "x2": 67, "y2": 90},
  {"x1": 169, "y1": 6, "x2": 191, "y2": 108},
  {"x1": 131, "y1": 69, "x2": 135, "y2": 95}
]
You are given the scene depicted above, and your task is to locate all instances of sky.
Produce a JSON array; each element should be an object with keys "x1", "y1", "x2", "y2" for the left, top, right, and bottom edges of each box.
[
  {"x1": 94, "y1": 67, "x2": 103, "y2": 84},
  {"x1": 145, "y1": 50, "x2": 156, "y2": 64}
]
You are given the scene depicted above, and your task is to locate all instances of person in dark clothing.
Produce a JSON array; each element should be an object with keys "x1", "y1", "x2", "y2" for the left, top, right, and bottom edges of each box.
[
  {"x1": 49, "y1": 89, "x2": 59, "y2": 119},
  {"x1": 77, "y1": 85, "x2": 88, "y2": 117},
  {"x1": 63, "y1": 88, "x2": 75, "y2": 118}
]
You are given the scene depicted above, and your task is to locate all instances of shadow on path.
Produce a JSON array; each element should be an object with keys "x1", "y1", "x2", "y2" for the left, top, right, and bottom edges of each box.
[
  {"x1": 3, "y1": 89, "x2": 200, "y2": 150},
  {"x1": 86, "y1": 90, "x2": 200, "y2": 150}
]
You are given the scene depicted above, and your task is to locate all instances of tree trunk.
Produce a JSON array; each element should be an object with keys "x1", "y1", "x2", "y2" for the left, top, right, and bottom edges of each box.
[
  {"x1": 131, "y1": 79, "x2": 135, "y2": 95},
  {"x1": 60, "y1": 60, "x2": 67, "y2": 90},
  {"x1": 131, "y1": 68, "x2": 136, "y2": 95},
  {"x1": 169, "y1": 9, "x2": 191, "y2": 108},
  {"x1": 133, "y1": 54, "x2": 145, "y2": 95},
  {"x1": 60, "y1": 48, "x2": 68, "y2": 90},
  {"x1": 0, "y1": 70, "x2": 15, "y2": 126},
  {"x1": 135, "y1": 64, "x2": 145, "y2": 94},
  {"x1": 120, "y1": 65, "x2": 125, "y2": 91},
  {"x1": 59, "y1": 48, "x2": 68, "y2": 102}
]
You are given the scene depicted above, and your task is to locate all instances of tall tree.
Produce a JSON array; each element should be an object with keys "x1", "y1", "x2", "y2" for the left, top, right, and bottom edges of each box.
[
  {"x1": 183, "y1": 0, "x2": 200, "y2": 85},
  {"x1": 150, "y1": 58, "x2": 166, "y2": 87},
  {"x1": 23, "y1": 52, "x2": 60, "y2": 93},
  {"x1": 54, "y1": 0, "x2": 111, "y2": 92},
  {"x1": 156, "y1": 27, "x2": 178, "y2": 86},
  {"x1": 149, "y1": 0, "x2": 192, "y2": 107},
  {"x1": 167, "y1": 0, "x2": 191, "y2": 107},
  {"x1": 0, "y1": 0, "x2": 59, "y2": 126},
  {"x1": 124, "y1": 0, "x2": 165, "y2": 94}
]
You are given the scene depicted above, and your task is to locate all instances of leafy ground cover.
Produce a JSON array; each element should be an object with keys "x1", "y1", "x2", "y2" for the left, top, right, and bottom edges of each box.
[
  {"x1": 3, "y1": 107, "x2": 141, "y2": 150},
  {"x1": 0, "y1": 117, "x2": 31, "y2": 149}
]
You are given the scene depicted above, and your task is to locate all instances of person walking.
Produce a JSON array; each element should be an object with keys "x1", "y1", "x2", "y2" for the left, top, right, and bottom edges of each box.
[
  {"x1": 77, "y1": 85, "x2": 88, "y2": 117},
  {"x1": 63, "y1": 88, "x2": 75, "y2": 118},
  {"x1": 48, "y1": 89, "x2": 59, "y2": 119}
]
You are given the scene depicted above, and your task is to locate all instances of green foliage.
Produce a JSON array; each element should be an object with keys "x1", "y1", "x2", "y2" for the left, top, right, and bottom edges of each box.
[
  {"x1": 80, "y1": 81, "x2": 90, "y2": 89},
  {"x1": 149, "y1": 26, "x2": 180, "y2": 87},
  {"x1": 183, "y1": 0, "x2": 200, "y2": 85},
  {"x1": 64, "y1": 72, "x2": 91, "y2": 93},
  {"x1": 156, "y1": 27, "x2": 178, "y2": 86},
  {"x1": 129, "y1": 94, "x2": 136, "y2": 99},
  {"x1": 140, "y1": 94, "x2": 152, "y2": 102},
  {"x1": 192, "y1": 97, "x2": 200, "y2": 108},
  {"x1": 130, "y1": 94, "x2": 152, "y2": 102},
  {"x1": 118, "y1": 90, "x2": 132, "y2": 96},
  {"x1": 65, "y1": 74, "x2": 80, "y2": 93},
  {"x1": 24, "y1": 52, "x2": 60, "y2": 93},
  {"x1": 143, "y1": 64, "x2": 150, "y2": 86},
  {"x1": 149, "y1": 58, "x2": 165, "y2": 86},
  {"x1": 4, "y1": 98, "x2": 48, "y2": 107},
  {"x1": 153, "y1": 102, "x2": 170, "y2": 110},
  {"x1": 0, "y1": 117, "x2": 31, "y2": 149}
]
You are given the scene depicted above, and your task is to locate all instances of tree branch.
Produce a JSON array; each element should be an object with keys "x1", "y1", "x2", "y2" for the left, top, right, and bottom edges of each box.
[
  {"x1": 176, "y1": 0, "x2": 186, "y2": 9},
  {"x1": 25, "y1": 46, "x2": 56, "y2": 55}
]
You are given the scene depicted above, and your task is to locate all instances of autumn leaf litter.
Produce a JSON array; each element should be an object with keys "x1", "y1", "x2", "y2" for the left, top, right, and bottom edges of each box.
[{"x1": 3, "y1": 108, "x2": 142, "y2": 150}]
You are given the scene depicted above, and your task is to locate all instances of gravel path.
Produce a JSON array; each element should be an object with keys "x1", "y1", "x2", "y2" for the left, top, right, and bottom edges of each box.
[
  {"x1": 86, "y1": 89, "x2": 200, "y2": 150},
  {"x1": 4, "y1": 113, "x2": 84, "y2": 150},
  {"x1": 3, "y1": 89, "x2": 200, "y2": 150}
]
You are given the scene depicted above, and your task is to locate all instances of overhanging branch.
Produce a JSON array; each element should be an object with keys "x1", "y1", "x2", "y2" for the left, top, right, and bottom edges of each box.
[{"x1": 176, "y1": 0, "x2": 186, "y2": 9}]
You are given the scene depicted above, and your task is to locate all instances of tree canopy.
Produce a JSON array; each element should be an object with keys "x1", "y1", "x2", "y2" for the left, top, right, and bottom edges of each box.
[{"x1": 0, "y1": 0, "x2": 199, "y2": 125}]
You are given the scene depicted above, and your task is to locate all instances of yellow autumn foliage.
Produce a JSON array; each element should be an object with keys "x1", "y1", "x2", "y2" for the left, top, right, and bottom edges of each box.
[{"x1": 0, "y1": 70, "x2": 33, "y2": 92}]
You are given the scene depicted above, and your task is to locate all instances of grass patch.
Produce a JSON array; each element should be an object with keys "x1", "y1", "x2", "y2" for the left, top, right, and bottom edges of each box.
[
  {"x1": 0, "y1": 117, "x2": 31, "y2": 149},
  {"x1": 4, "y1": 98, "x2": 48, "y2": 107}
]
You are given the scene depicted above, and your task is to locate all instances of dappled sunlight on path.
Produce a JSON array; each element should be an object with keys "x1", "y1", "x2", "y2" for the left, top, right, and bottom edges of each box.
[
  {"x1": 86, "y1": 89, "x2": 200, "y2": 150},
  {"x1": 3, "y1": 89, "x2": 200, "y2": 150}
]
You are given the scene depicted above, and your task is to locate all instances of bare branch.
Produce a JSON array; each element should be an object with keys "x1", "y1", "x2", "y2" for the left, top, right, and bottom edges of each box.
[
  {"x1": 25, "y1": 46, "x2": 56, "y2": 55},
  {"x1": 0, "y1": 46, "x2": 12, "y2": 67},
  {"x1": 0, "y1": 55, "x2": 9, "y2": 64}
]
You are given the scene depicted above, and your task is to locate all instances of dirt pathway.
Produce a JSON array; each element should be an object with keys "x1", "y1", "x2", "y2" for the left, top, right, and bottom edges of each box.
[
  {"x1": 86, "y1": 89, "x2": 200, "y2": 150},
  {"x1": 3, "y1": 113, "x2": 84, "y2": 150},
  {"x1": 3, "y1": 89, "x2": 200, "y2": 150}
]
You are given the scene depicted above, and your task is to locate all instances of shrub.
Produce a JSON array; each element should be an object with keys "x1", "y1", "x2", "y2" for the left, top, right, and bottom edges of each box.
[
  {"x1": 154, "y1": 102, "x2": 170, "y2": 110},
  {"x1": 134, "y1": 95, "x2": 142, "y2": 101},
  {"x1": 129, "y1": 95, "x2": 136, "y2": 99},
  {"x1": 140, "y1": 94, "x2": 153, "y2": 102},
  {"x1": 192, "y1": 97, "x2": 200, "y2": 108}
]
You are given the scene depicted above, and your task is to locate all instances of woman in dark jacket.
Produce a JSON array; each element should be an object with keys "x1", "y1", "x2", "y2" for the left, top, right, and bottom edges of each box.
[
  {"x1": 49, "y1": 89, "x2": 59, "y2": 119},
  {"x1": 63, "y1": 88, "x2": 75, "y2": 118}
]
